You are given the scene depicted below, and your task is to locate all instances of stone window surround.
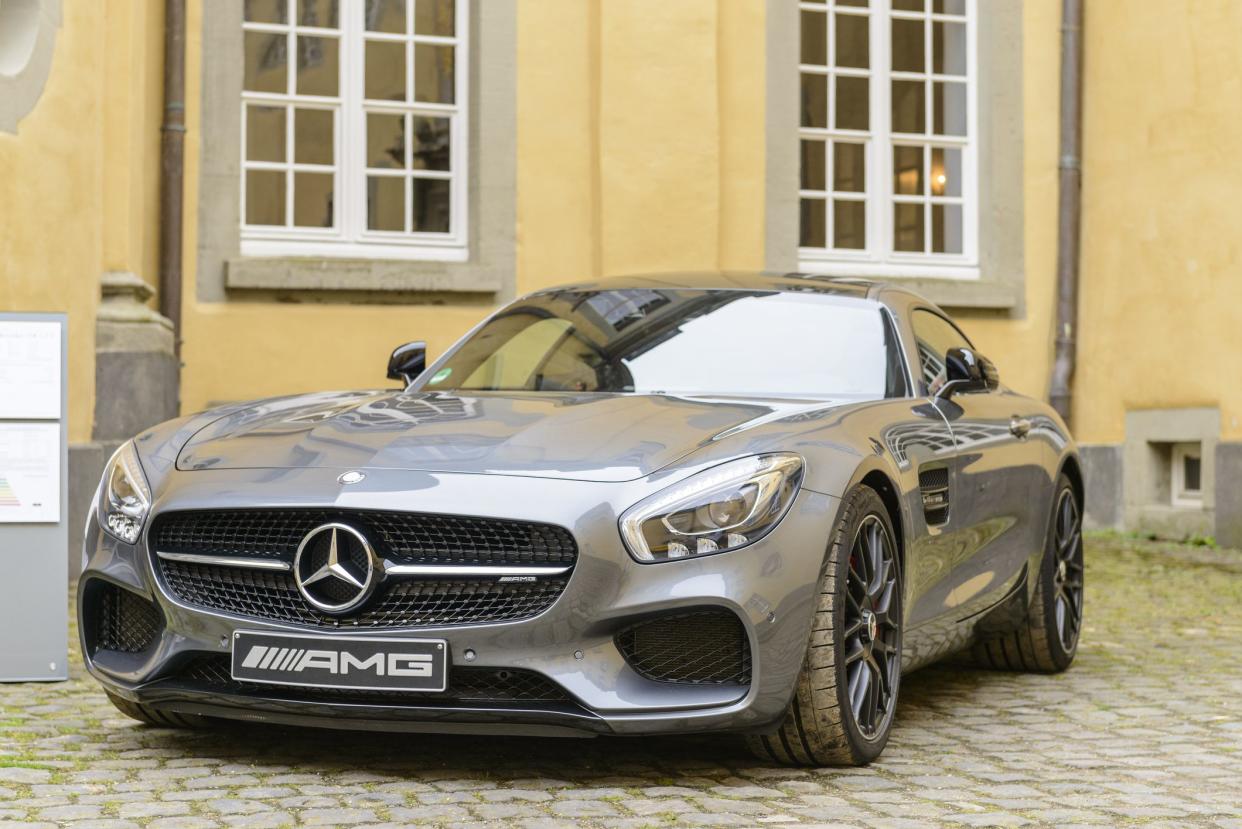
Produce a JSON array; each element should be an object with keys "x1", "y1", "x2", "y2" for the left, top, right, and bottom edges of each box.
[
  {"x1": 198, "y1": 0, "x2": 515, "y2": 301},
  {"x1": 1123, "y1": 407, "x2": 1219, "y2": 539},
  {"x1": 0, "y1": 0, "x2": 61, "y2": 134},
  {"x1": 767, "y1": 0, "x2": 1024, "y2": 311}
]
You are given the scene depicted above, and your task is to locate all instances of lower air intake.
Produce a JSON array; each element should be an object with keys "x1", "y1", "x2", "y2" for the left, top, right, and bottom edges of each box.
[
  {"x1": 616, "y1": 608, "x2": 751, "y2": 685},
  {"x1": 87, "y1": 581, "x2": 163, "y2": 655}
]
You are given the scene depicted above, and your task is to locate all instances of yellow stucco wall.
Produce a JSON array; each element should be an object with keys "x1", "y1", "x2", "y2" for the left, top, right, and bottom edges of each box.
[
  {"x1": 8, "y1": 1, "x2": 1240, "y2": 448},
  {"x1": 1072, "y1": 0, "x2": 1242, "y2": 443},
  {"x1": 178, "y1": 0, "x2": 767, "y2": 413},
  {"x1": 0, "y1": 0, "x2": 164, "y2": 444}
]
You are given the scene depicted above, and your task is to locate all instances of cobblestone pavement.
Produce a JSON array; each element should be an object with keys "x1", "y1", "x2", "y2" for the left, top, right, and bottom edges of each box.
[{"x1": 2, "y1": 534, "x2": 1241, "y2": 828}]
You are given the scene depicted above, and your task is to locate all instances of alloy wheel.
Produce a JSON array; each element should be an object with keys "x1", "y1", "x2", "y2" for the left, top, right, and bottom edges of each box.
[
  {"x1": 844, "y1": 514, "x2": 901, "y2": 740},
  {"x1": 1051, "y1": 489, "x2": 1084, "y2": 652}
]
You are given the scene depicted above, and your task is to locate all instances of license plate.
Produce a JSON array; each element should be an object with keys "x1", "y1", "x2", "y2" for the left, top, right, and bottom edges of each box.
[{"x1": 231, "y1": 630, "x2": 448, "y2": 692}]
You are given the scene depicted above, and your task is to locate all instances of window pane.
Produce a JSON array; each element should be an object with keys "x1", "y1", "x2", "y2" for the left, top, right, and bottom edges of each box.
[
  {"x1": 246, "y1": 105, "x2": 286, "y2": 163},
  {"x1": 835, "y1": 76, "x2": 868, "y2": 130},
  {"x1": 933, "y1": 21, "x2": 967, "y2": 76},
  {"x1": 931, "y1": 204, "x2": 963, "y2": 253},
  {"x1": 801, "y1": 10, "x2": 828, "y2": 66},
  {"x1": 296, "y1": 35, "x2": 338, "y2": 96},
  {"x1": 833, "y1": 142, "x2": 865, "y2": 192},
  {"x1": 834, "y1": 200, "x2": 865, "y2": 249},
  {"x1": 1184, "y1": 454, "x2": 1202, "y2": 492},
  {"x1": 245, "y1": 0, "x2": 287, "y2": 24},
  {"x1": 244, "y1": 32, "x2": 288, "y2": 93},
  {"x1": 893, "y1": 145, "x2": 923, "y2": 195},
  {"x1": 835, "y1": 13, "x2": 868, "y2": 69},
  {"x1": 411, "y1": 116, "x2": 451, "y2": 170},
  {"x1": 368, "y1": 176, "x2": 405, "y2": 230},
  {"x1": 415, "y1": 0, "x2": 455, "y2": 36},
  {"x1": 298, "y1": 0, "x2": 338, "y2": 28},
  {"x1": 801, "y1": 139, "x2": 827, "y2": 190},
  {"x1": 893, "y1": 0, "x2": 923, "y2": 10},
  {"x1": 365, "y1": 40, "x2": 406, "y2": 100},
  {"x1": 294, "y1": 108, "x2": 333, "y2": 165},
  {"x1": 933, "y1": 81, "x2": 967, "y2": 135},
  {"x1": 293, "y1": 172, "x2": 334, "y2": 227},
  {"x1": 891, "y1": 79, "x2": 925, "y2": 133},
  {"x1": 931, "y1": 147, "x2": 961, "y2": 196},
  {"x1": 800, "y1": 198, "x2": 827, "y2": 247},
  {"x1": 367, "y1": 112, "x2": 406, "y2": 168},
  {"x1": 414, "y1": 44, "x2": 455, "y2": 103},
  {"x1": 412, "y1": 178, "x2": 451, "y2": 232},
  {"x1": 894, "y1": 203, "x2": 924, "y2": 252},
  {"x1": 933, "y1": 0, "x2": 966, "y2": 15},
  {"x1": 365, "y1": 0, "x2": 406, "y2": 33},
  {"x1": 800, "y1": 73, "x2": 828, "y2": 128},
  {"x1": 838, "y1": 0, "x2": 868, "y2": 6},
  {"x1": 911, "y1": 309, "x2": 971, "y2": 389},
  {"x1": 891, "y1": 18, "x2": 924, "y2": 73},
  {"x1": 246, "y1": 170, "x2": 286, "y2": 226}
]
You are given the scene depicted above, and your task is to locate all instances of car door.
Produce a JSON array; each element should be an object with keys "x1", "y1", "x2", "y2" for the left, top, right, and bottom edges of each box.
[{"x1": 909, "y1": 309, "x2": 1050, "y2": 622}]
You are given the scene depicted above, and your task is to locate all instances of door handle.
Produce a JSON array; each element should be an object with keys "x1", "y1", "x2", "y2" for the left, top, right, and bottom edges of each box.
[{"x1": 1009, "y1": 416, "x2": 1032, "y2": 438}]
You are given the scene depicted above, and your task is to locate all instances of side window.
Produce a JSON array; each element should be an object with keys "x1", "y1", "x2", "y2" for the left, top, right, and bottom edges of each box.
[{"x1": 910, "y1": 309, "x2": 971, "y2": 393}]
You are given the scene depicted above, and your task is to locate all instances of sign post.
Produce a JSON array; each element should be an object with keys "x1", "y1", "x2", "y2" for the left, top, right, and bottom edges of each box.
[{"x1": 0, "y1": 313, "x2": 68, "y2": 682}]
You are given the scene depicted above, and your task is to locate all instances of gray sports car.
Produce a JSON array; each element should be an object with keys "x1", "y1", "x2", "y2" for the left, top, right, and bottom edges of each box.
[{"x1": 79, "y1": 272, "x2": 1084, "y2": 766}]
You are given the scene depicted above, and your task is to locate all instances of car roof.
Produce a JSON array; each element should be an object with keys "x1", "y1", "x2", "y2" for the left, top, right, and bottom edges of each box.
[{"x1": 532, "y1": 271, "x2": 934, "y2": 311}]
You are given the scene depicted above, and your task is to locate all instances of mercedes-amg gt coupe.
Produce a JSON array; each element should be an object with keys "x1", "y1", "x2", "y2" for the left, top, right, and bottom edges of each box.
[{"x1": 79, "y1": 272, "x2": 1085, "y2": 766}]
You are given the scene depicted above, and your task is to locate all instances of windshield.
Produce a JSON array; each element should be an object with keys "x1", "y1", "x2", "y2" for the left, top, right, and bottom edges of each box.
[{"x1": 418, "y1": 288, "x2": 908, "y2": 400}]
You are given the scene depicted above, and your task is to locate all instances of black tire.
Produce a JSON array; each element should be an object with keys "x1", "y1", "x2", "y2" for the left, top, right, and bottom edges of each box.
[
  {"x1": 747, "y1": 485, "x2": 903, "y2": 767},
  {"x1": 971, "y1": 473, "x2": 1084, "y2": 673},
  {"x1": 105, "y1": 692, "x2": 207, "y2": 729}
]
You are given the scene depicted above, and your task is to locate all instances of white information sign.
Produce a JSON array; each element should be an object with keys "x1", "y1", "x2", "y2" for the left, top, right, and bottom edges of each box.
[
  {"x1": 0, "y1": 423, "x2": 60, "y2": 524},
  {"x1": 0, "y1": 321, "x2": 62, "y2": 420}
]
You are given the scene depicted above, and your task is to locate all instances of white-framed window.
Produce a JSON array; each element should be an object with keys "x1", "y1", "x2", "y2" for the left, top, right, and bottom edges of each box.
[
  {"x1": 1171, "y1": 442, "x2": 1203, "y2": 508},
  {"x1": 240, "y1": 0, "x2": 469, "y2": 262},
  {"x1": 797, "y1": 0, "x2": 977, "y2": 279}
]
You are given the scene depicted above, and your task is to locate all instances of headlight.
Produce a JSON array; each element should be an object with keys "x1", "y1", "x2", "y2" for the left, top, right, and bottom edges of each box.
[
  {"x1": 620, "y1": 454, "x2": 804, "y2": 563},
  {"x1": 99, "y1": 442, "x2": 152, "y2": 544}
]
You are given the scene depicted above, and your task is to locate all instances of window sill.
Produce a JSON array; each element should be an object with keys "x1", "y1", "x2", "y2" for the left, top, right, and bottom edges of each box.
[
  {"x1": 225, "y1": 257, "x2": 501, "y2": 294},
  {"x1": 796, "y1": 258, "x2": 1019, "y2": 310}
]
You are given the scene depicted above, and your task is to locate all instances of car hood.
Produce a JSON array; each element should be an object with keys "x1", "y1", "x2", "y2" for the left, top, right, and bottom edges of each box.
[{"x1": 175, "y1": 390, "x2": 842, "y2": 482}]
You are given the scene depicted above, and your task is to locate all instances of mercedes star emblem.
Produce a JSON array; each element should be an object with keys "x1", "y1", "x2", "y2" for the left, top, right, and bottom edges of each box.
[{"x1": 293, "y1": 523, "x2": 379, "y2": 614}]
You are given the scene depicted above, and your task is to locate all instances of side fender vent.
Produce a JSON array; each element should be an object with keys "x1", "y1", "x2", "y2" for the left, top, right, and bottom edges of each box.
[{"x1": 918, "y1": 466, "x2": 950, "y2": 526}]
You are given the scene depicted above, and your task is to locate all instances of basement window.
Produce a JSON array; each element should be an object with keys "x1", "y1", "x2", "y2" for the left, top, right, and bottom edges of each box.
[{"x1": 1171, "y1": 443, "x2": 1203, "y2": 508}]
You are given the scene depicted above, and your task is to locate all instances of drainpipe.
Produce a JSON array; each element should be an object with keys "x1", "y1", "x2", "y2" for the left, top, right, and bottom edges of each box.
[
  {"x1": 158, "y1": 0, "x2": 186, "y2": 368},
  {"x1": 1049, "y1": 0, "x2": 1084, "y2": 427}
]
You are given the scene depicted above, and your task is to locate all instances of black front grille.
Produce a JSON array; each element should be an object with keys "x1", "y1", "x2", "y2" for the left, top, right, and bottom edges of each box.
[
  {"x1": 152, "y1": 509, "x2": 577, "y2": 566},
  {"x1": 172, "y1": 654, "x2": 571, "y2": 705},
  {"x1": 160, "y1": 560, "x2": 569, "y2": 628},
  {"x1": 151, "y1": 509, "x2": 576, "y2": 628},
  {"x1": 89, "y1": 582, "x2": 163, "y2": 654},
  {"x1": 616, "y1": 609, "x2": 751, "y2": 685}
]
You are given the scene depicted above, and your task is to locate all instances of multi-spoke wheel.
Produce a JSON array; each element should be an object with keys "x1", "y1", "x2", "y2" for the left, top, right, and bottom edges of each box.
[
  {"x1": 747, "y1": 485, "x2": 903, "y2": 766},
  {"x1": 1050, "y1": 488, "x2": 1084, "y2": 653},
  {"x1": 844, "y1": 515, "x2": 901, "y2": 741},
  {"x1": 972, "y1": 472, "x2": 1084, "y2": 672}
]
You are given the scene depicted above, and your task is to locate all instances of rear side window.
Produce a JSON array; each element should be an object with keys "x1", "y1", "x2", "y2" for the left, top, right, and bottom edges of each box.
[{"x1": 910, "y1": 309, "x2": 972, "y2": 393}]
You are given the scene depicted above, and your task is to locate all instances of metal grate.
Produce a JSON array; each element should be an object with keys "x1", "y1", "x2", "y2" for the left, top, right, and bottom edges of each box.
[
  {"x1": 918, "y1": 466, "x2": 950, "y2": 526},
  {"x1": 160, "y1": 560, "x2": 568, "y2": 628},
  {"x1": 174, "y1": 654, "x2": 571, "y2": 705},
  {"x1": 152, "y1": 509, "x2": 578, "y2": 566},
  {"x1": 616, "y1": 609, "x2": 751, "y2": 685},
  {"x1": 94, "y1": 584, "x2": 162, "y2": 654}
]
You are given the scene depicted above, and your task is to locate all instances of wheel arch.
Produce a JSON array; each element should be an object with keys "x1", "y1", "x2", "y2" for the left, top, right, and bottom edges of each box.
[
  {"x1": 1058, "y1": 453, "x2": 1085, "y2": 512},
  {"x1": 858, "y1": 468, "x2": 906, "y2": 579}
]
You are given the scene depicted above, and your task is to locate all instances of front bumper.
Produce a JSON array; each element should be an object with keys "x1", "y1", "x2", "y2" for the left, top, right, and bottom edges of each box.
[{"x1": 79, "y1": 466, "x2": 838, "y2": 737}]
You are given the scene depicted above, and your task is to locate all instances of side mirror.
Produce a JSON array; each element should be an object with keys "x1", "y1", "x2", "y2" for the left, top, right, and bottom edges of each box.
[
  {"x1": 938, "y1": 347, "x2": 999, "y2": 397},
  {"x1": 387, "y1": 341, "x2": 427, "y2": 385}
]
